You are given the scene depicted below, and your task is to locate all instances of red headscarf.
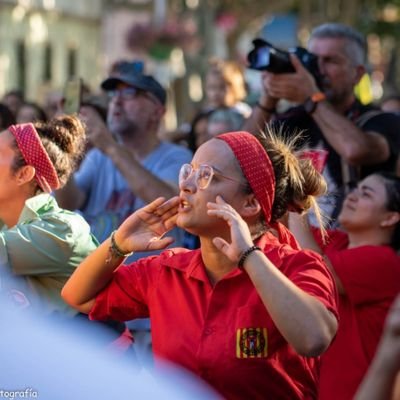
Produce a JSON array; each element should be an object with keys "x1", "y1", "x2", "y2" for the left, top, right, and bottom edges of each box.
[
  {"x1": 217, "y1": 131, "x2": 300, "y2": 249},
  {"x1": 8, "y1": 123, "x2": 60, "y2": 193}
]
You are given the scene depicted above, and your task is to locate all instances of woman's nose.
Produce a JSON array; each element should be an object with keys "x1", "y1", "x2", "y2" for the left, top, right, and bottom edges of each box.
[
  {"x1": 347, "y1": 187, "x2": 359, "y2": 201},
  {"x1": 179, "y1": 173, "x2": 197, "y2": 193}
]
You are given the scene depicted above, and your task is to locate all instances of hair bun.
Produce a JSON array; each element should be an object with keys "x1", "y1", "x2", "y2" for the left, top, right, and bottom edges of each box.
[
  {"x1": 255, "y1": 126, "x2": 327, "y2": 225},
  {"x1": 290, "y1": 157, "x2": 327, "y2": 211},
  {"x1": 49, "y1": 115, "x2": 86, "y2": 154},
  {"x1": 33, "y1": 114, "x2": 87, "y2": 188}
]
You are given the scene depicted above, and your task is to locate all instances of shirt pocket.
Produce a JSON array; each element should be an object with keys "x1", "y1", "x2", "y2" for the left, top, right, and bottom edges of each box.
[{"x1": 229, "y1": 303, "x2": 285, "y2": 361}]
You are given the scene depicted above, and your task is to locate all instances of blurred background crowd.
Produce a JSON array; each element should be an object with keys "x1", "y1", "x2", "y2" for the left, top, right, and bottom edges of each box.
[
  {"x1": 1, "y1": 1, "x2": 400, "y2": 399},
  {"x1": 1, "y1": 0, "x2": 400, "y2": 131}
]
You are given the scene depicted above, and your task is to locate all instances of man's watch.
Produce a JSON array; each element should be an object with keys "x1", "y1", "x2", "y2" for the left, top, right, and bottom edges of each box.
[{"x1": 303, "y1": 92, "x2": 326, "y2": 114}]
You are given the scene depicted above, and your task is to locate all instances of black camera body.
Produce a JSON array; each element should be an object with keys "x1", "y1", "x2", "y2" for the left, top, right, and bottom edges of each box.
[{"x1": 247, "y1": 38, "x2": 322, "y2": 87}]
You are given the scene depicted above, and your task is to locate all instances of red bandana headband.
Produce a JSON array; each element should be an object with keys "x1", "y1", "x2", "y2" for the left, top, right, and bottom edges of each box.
[
  {"x1": 8, "y1": 123, "x2": 60, "y2": 193},
  {"x1": 216, "y1": 131, "x2": 275, "y2": 223},
  {"x1": 217, "y1": 131, "x2": 301, "y2": 250}
]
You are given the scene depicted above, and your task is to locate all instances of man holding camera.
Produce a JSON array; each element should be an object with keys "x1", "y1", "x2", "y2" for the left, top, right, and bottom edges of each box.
[{"x1": 245, "y1": 23, "x2": 400, "y2": 224}]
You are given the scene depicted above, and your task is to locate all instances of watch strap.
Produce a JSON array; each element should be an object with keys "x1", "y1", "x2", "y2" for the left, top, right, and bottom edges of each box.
[{"x1": 304, "y1": 92, "x2": 326, "y2": 114}]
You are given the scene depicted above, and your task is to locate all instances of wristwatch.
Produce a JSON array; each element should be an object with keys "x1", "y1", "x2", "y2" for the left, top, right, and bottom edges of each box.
[{"x1": 303, "y1": 92, "x2": 326, "y2": 114}]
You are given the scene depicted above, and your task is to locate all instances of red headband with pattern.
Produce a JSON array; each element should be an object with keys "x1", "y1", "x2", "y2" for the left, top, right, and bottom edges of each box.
[
  {"x1": 216, "y1": 131, "x2": 301, "y2": 250},
  {"x1": 217, "y1": 131, "x2": 275, "y2": 223},
  {"x1": 8, "y1": 123, "x2": 60, "y2": 193}
]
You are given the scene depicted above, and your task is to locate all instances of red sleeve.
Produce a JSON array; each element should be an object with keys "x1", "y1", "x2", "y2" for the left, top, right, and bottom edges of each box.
[
  {"x1": 89, "y1": 254, "x2": 163, "y2": 322},
  {"x1": 325, "y1": 245, "x2": 400, "y2": 305},
  {"x1": 311, "y1": 227, "x2": 349, "y2": 251},
  {"x1": 280, "y1": 248, "x2": 339, "y2": 321}
]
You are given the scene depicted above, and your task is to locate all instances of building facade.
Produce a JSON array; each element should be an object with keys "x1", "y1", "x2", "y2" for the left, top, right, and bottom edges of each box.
[{"x1": 0, "y1": 0, "x2": 103, "y2": 102}]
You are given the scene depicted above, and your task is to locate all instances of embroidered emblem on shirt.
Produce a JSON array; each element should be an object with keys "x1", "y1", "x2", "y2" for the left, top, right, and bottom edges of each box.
[{"x1": 236, "y1": 327, "x2": 268, "y2": 358}]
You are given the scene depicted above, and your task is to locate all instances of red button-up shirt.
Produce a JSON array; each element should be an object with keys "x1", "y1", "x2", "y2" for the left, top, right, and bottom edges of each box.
[{"x1": 90, "y1": 232, "x2": 338, "y2": 400}]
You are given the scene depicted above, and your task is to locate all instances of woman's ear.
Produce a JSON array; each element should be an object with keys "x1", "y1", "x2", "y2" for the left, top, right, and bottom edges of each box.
[
  {"x1": 240, "y1": 193, "x2": 262, "y2": 218},
  {"x1": 380, "y1": 211, "x2": 400, "y2": 228},
  {"x1": 15, "y1": 165, "x2": 36, "y2": 186}
]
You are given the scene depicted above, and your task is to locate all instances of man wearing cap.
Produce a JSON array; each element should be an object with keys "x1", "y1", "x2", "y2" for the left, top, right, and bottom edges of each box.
[{"x1": 56, "y1": 61, "x2": 192, "y2": 261}]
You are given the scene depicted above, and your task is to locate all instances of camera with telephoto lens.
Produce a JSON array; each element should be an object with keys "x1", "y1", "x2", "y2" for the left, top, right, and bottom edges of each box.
[{"x1": 247, "y1": 38, "x2": 323, "y2": 88}]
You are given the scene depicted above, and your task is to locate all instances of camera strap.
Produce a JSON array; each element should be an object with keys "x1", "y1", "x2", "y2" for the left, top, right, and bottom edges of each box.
[
  {"x1": 330, "y1": 108, "x2": 384, "y2": 224},
  {"x1": 341, "y1": 109, "x2": 383, "y2": 193}
]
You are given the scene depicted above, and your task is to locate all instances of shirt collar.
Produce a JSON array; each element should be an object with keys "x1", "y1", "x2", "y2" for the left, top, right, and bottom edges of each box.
[
  {"x1": 161, "y1": 249, "x2": 207, "y2": 281},
  {"x1": 256, "y1": 230, "x2": 281, "y2": 250},
  {"x1": 161, "y1": 248, "x2": 244, "y2": 283},
  {"x1": 17, "y1": 194, "x2": 58, "y2": 224}
]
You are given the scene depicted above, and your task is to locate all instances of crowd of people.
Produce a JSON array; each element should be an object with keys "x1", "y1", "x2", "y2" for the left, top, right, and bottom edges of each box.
[{"x1": 0, "y1": 21, "x2": 399, "y2": 400}]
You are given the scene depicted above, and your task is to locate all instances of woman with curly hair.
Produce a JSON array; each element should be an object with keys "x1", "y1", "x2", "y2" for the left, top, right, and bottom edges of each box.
[{"x1": 0, "y1": 115, "x2": 98, "y2": 316}]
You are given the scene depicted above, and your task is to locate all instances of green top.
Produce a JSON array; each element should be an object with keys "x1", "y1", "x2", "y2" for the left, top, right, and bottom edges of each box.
[{"x1": 0, "y1": 193, "x2": 98, "y2": 317}]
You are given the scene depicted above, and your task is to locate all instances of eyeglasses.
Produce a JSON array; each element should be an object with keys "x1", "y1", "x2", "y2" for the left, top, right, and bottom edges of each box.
[
  {"x1": 107, "y1": 87, "x2": 143, "y2": 101},
  {"x1": 107, "y1": 87, "x2": 159, "y2": 104},
  {"x1": 179, "y1": 163, "x2": 246, "y2": 190}
]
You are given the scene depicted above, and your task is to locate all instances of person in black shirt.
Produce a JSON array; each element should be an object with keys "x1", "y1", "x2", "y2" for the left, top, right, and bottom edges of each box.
[{"x1": 245, "y1": 23, "x2": 400, "y2": 225}]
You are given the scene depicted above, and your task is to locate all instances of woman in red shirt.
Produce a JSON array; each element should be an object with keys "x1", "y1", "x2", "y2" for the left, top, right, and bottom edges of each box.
[
  {"x1": 289, "y1": 171, "x2": 400, "y2": 400},
  {"x1": 62, "y1": 130, "x2": 338, "y2": 399}
]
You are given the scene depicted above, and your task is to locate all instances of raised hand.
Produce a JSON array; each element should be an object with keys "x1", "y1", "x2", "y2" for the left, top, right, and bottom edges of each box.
[
  {"x1": 79, "y1": 106, "x2": 115, "y2": 152},
  {"x1": 263, "y1": 54, "x2": 319, "y2": 103},
  {"x1": 207, "y1": 195, "x2": 254, "y2": 264},
  {"x1": 115, "y1": 196, "x2": 179, "y2": 253}
]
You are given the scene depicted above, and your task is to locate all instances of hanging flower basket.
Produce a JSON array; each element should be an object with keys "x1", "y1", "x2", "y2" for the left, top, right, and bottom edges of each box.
[{"x1": 125, "y1": 16, "x2": 201, "y2": 59}]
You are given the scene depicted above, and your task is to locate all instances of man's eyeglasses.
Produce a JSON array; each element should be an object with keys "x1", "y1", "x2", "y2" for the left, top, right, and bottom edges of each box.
[
  {"x1": 179, "y1": 163, "x2": 247, "y2": 190},
  {"x1": 107, "y1": 87, "x2": 157, "y2": 103}
]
